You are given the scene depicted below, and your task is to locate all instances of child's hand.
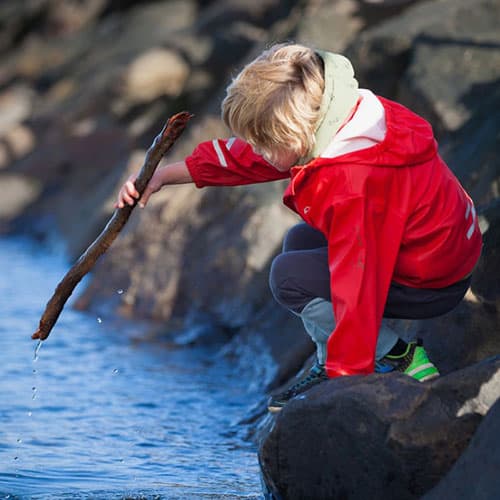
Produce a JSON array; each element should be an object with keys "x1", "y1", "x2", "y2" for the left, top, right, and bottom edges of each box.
[
  {"x1": 115, "y1": 170, "x2": 165, "y2": 209},
  {"x1": 116, "y1": 175, "x2": 140, "y2": 209},
  {"x1": 115, "y1": 161, "x2": 190, "y2": 209}
]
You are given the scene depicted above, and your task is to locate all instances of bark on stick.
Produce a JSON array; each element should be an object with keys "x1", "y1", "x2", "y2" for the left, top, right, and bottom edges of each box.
[{"x1": 32, "y1": 111, "x2": 192, "y2": 341}]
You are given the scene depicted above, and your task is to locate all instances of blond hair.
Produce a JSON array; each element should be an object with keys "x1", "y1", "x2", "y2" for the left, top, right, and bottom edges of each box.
[{"x1": 221, "y1": 43, "x2": 324, "y2": 163}]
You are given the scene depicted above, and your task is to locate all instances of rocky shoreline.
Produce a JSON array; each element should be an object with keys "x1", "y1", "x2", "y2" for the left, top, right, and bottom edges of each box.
[{"x1": 1, "y1": 1, "x2": 499, "y2": 498}]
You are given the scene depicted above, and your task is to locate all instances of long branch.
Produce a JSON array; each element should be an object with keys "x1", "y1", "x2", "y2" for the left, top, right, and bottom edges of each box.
[{"x1": 32, "y1": 111, "x2": 192, "y2": 341}]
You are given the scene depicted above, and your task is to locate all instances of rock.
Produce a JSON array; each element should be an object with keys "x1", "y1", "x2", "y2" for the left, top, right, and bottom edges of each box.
[
  {"x1": 0, "y1": 173, "x2": 41, "y2": 223},
  {"x1": 1, "y1": 32, "x2": 93, "y2": 89},
  {"x1": 191, "y1": 0, "x2": 303, "y2": 87},
  {"x1": 0, "y1": 124, "x2": 36, "y2": 169},
  {"x1": 11, "y1": 123, "x2": 132, "y2": 257},
  {"x1": 0, "y1": 85, "x2": 34, "y2": 134},
  {"x1": 422, "y1": 397, "x2": 500, "y2": 500},
  {"x1": 405, "y1": 298, "x2": 500, "y2": 377},
  {"x1": 361, "y1": 0, "x2": 416, "y2": 4},
  {"x1": 291, "y1": 0, "x2": 364, "y2": 52},
  {"x1": 440, "y1": 79, "x2": 500, "y2": 207},
  {"x1": 121, "y1": 48, "x2": 190, "y2": 104},
  {"x1": 401, "y1": 0, "x2": 500, "y2": 132},
  {"x1": 259, "y1": 356, "x2": 500, "y2": 500},
  {"x1": 42, "y1": 0, "x2": 108, "y2": 36},
  {"x1": 0, "y1": 0, "x2": 48, "y2": 54},
  {"x1": 471, "y1": 201, "x2": 500, "y2": 307},
  {"x1": 242, "y1": 304, "x2": 316, "y2": 393},
  {"x1": 346, "y1": 0, "x2": 500, "y2": 136}
]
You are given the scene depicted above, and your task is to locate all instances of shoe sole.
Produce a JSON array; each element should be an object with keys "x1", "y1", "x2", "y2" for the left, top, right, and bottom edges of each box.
[
  {"x1": 268, "y1": 405, "x2": 284, "y2": 413},
  {"x1": 417, "y1": 372, "x2": 440, "y2": 382}
]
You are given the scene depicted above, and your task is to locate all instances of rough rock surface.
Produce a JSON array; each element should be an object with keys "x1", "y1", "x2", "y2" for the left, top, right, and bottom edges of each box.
[
  {"x1": 422, "y1": 397, "x2": 500, "y2": 500},
  {"x1": 260, "y1": 357, "x2": 500, "y2": 499}
]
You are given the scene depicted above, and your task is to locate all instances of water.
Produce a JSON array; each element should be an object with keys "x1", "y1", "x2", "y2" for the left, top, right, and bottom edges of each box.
[{"x1": 0, "y1": 237, "x2": 265, "y2": 499}]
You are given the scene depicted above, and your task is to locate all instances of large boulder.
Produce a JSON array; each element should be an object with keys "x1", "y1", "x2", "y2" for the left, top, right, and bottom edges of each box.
[
  {"x1": 259, "y1": 356, "x2": 500, "y2": 500},
  {"x1": 422, "y1": 397, "x2": 500, "y2": 500},
  {"x1": 346, "y1": 0, "x2": 500, "y2": 137},
  {"x1": 472, "y1": 200, "x2": 500, "y2": 307}
]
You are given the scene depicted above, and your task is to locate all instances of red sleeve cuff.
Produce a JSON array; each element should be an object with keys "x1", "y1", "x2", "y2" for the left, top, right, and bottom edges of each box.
[{"x1": 185, "y1": 154, "x2": 207, "y2": 189}]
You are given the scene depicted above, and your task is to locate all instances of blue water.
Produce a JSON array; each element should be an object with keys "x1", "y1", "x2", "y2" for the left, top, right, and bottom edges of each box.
[{"x1": 0, "y1": 236, "x2": 266, "y2": 499}]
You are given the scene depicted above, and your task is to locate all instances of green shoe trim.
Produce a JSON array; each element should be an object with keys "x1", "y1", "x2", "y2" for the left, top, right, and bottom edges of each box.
[
  {"x1": 386, "y1": 342, "x2": 413, "y2": 360},
  {"x1": 404, "y1": 345, "x2": 439, "y2": 381}
]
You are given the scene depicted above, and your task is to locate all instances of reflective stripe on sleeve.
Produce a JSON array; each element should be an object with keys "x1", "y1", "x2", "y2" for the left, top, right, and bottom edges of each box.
[
  {"x1": 212, "y1": 139, "x2": 228, "y2": 167},
  {"x1": 466, "y1": 204, "x2": 476, "y2": 240}
]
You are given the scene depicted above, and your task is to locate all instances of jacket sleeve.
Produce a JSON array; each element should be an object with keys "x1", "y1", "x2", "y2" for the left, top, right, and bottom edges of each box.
[
  {"x1": 185, "y1": 138, "x2": 290, "y2": 187},
  {"x1": 324, "y1": 195, "x2": 406, "y2": 377}
]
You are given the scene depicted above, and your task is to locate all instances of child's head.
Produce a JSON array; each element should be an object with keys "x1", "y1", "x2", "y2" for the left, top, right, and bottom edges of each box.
[
  {"x1": 222, "y1": 43, "x2": 360, "y2": 170},
  {"x1": 221, "y1": 43, "x2": 324, "y2": 170}
]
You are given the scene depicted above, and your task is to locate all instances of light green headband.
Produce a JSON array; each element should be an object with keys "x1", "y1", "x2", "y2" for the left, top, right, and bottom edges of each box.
[{"x1": 303, "y1": 50, "x2": 359, "y2": 162}]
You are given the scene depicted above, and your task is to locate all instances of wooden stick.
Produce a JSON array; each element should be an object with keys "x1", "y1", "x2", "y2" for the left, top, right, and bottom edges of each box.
[{"x1": 32, "y1": 111, "x2": 192, "y2": 341}]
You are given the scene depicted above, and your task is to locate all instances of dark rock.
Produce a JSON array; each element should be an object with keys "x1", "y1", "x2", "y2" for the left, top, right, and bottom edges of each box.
[
  {"x1": 422, "y1": 397, "x2": 500, "y2": 500},
  {"x1": 399, "y1": 0, "x2": 500, "y2": 133},
  {"x1": 0, "y1": 0, "x2": 48, "y2": 55},
  {"x1": 346, "y1": 0, "x2": 500, "y2": 137},
  {"x1": 471, "y1": 202, "x2": 500, "y2": 307},
  {"x1": 259, "y1": 356, "x2": 500, "y2": 500},
  {"x1": 289, "y1": 0, "x2": 364, "y2": 53},
  {"x1": 440, "y1": 79, "x2": 500, "y2": 207},
  {"x1": 0, "y1": 172, "x2": 41, "y2": 233},
  {"x1": 11, "y1": 123, "x2": 132, "y2": 257},
  {"x1": 242, "y1": 304, "x2": 315, "y2": 393},
  {"x1": 408, "y1": 299, "x2": 500, "y2": 376}
]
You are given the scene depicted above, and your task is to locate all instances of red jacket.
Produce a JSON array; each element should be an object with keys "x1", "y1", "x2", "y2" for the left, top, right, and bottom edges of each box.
[{"x1": 185, "y1": 97, "x2": 482, "y2": 377}]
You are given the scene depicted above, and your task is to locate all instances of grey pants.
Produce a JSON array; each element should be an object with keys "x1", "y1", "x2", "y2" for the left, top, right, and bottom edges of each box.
[{"x1": 269, "y1": 223, "x2": 471, "y2": 365}]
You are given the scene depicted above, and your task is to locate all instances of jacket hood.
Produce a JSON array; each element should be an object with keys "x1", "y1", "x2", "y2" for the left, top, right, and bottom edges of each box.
[
  {"x1": 309, "y1": 95, "x2": 438, "y2": 170},
  {"x1": 377, "y1": 97, "x2": 438, "y2": 167}
]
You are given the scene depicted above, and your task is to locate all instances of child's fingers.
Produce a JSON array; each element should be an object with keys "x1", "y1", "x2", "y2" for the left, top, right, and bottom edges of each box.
[
  {"x1": 125, "y1": 180, "x2": 140, "y2": 199},
  {"x1": 139, "y1": 188, "x2": 152, "y2": 208},
  {"x1": 121, "y1": 191, "x2": 137, "y2": 206}
]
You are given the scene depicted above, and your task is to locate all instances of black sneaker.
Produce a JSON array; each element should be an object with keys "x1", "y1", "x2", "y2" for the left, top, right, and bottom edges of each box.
[{"x1": 268, "y1": 363, "x2": 328, "y2": 413}]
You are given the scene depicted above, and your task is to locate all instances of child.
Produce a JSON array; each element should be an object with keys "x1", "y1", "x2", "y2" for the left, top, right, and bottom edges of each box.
[{"x1": 117, "y1": 43, "x2": 482, "y2": 413}]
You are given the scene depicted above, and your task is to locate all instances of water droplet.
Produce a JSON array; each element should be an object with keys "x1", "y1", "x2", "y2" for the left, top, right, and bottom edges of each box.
[
  {"x1": 112, "y1": 368, "x2": 119, "y2": 374},
  {"x1": 33, "y1": 340, "x2": 43, "y2": 362},
  {"x1": 17, "y1": 439, "x2": 22, "y2": 444},
  {"x1": 27, "y1": 412, "x2": 32, "y2": 417},
  {"x1": 97, "y1": 317, "x2": 102, "y2": 324},
  {"x1": 117, "y1": 289, "x2": 124, "y2": 295}
]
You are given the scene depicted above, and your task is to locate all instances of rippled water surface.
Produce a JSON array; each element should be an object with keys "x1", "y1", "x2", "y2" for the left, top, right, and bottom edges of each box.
[{"x1": 0, "y1": 237, "x2": 263, "y2": 499}]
